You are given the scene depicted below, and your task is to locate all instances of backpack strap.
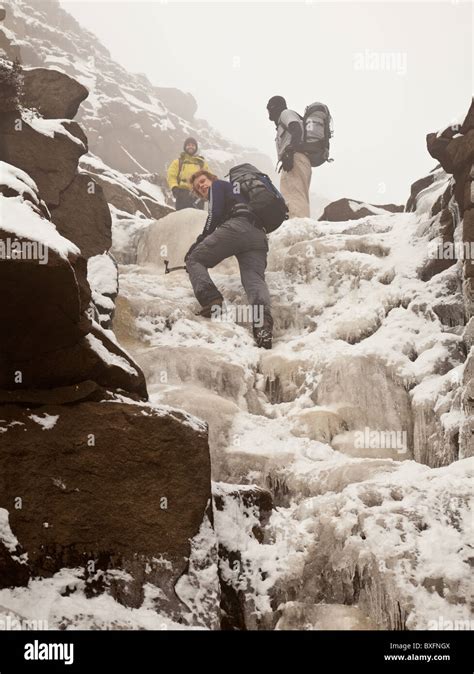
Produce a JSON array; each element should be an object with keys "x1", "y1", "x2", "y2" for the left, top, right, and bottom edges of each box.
[{"x1": 176, "y1": 156, "x2": 185, "y2": 185}]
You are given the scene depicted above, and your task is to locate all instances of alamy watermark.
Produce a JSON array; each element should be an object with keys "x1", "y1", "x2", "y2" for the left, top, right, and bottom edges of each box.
[
  {"x1": 354, "y1": 426, "x2": 408, "y2": 454},
  {"x1": 0, "y1": 615, "x2": 49, "y2": 630},
  {"x1": 0, "y1": 237, "x2": 48, "y2": 264},
  {"x1": 210, "y1": 302, "x2": 264, "y2": 328},
  {"x1": 353, "y1": 49, "x2": 407, "y2": 76},
  {"x1": 428, "y1": 240, "x2": 474, "y2": 261},
  {"x1": 427, "y1": 616, "x2": 474, "y2": 631}
]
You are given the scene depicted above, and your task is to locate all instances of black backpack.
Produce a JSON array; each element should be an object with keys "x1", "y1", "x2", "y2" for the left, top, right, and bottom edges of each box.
[
  {"x1": 299, "y1": 102, "x2": 333, "y2": 167},
  {"x1": 228, "y1": 164, "x2": 288, "y2": 233}
]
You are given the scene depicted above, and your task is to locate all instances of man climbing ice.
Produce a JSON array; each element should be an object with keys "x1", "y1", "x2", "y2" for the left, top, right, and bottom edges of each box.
[{"x1": 184, "y1": 170, "x2": 273, "y2": 349}]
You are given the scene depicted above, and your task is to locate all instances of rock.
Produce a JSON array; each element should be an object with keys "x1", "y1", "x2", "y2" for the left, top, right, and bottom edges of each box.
[
  {"x1": 0, "y1": 399, "x2": 212, "y2": 619},
  {"x1": 0, "y1": 225, "x2": 91, "y2": 364},
  {"x1": 79, "y1": 155, "x2": 172, "y2": 221},
  {"x1": 212, "y1": 483, "x2": 274, "y2": 630},
  {"x1": 0, "y1": 112, "x2": 87, "y2": 206},
  {"x1": 4, "y1": 323, "x2": 148, "y2": 398},
  {"x1": 460, "y1": 98, "x2": 474, "y2": 134},
  {"x1": 50, "y1": 173, "x2": 112, "y2": 259},
  {"x1": 154, "y1": 86, "x2": 197, "y2": 120},
  {"x1": 319, "y1": 198, "x2": 403, "y2": 222},
  {"x1": 406, "y1": 174, "x2": 436, "y2": 212},
  {"x1": 426, "y1": 125, "x2": 460, "y2": 173},
  {"x1": 22, "y1": 67, "x2": 89, "y2": 119},
  {"x1": 0, "y1": 188, "x2": 145, "y2": 397},
  {"x1": 0, "y1": 380, "x2": 102, "y2": 405},
  {"x1": 445, "y1": 129, "x2": 474, "y2": 175}
]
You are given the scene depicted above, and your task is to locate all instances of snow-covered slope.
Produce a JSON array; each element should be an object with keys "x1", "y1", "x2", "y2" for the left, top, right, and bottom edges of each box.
[
  {"x1": 2, "y1": 0, "x2": 273, "y2": 178},
  {"x1": 98, "y1": 164, "x2": 472, "y2": 629}
]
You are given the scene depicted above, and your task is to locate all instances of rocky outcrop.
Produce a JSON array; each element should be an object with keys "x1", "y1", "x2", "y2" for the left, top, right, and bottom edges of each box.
[
  {"x1": 0, "y1": 399, "x2": 213, "y2": 621},
  {"x1": 1, "y1": 0, "x2": 273, "y2": 179},
  {"x1": 22, "y1": 67, "x2": 88, "y2": 119},
  {"x1": 0, "y1": 112, "x2": 87, "y2": 206},
  {"x1": 424, "y1": 101, "x2": 474, "y2": 459},
  {"x1": 0, "y1": 45, "x2": 215, "y2": 625},
  {"x1": 49, "y1": 172, "x2": 112, "y2": 258},
  {"x1": 320, "y1": 198, "x2": 403, "y2": 222}
]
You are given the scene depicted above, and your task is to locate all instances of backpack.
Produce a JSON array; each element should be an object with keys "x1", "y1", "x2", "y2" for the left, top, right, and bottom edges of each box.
[
  {"x1": 229, "y1": 164, "x2": 289, "y2": 233},
  {"x1": 299, "y1": 102, "x2": 333, "y2": 167}
]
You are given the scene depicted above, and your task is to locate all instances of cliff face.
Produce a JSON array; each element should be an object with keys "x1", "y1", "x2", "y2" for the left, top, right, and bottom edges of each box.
[
  {"x1": 0, "y1": 11, "x2": 217, "y2": 628},
  {"x1": 1, "y1": 0, "x2": 273, "y2": 178}
]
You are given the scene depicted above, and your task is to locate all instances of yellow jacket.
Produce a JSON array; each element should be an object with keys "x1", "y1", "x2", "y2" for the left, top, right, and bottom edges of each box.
[{"x1": 167, "y1": 152, "x2": 210, "y2": 191}]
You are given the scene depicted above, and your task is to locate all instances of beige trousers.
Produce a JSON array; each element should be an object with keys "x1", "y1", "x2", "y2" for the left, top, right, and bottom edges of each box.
[{"x1": 280, "y1": 152, "x2": 312, "y2": 218}]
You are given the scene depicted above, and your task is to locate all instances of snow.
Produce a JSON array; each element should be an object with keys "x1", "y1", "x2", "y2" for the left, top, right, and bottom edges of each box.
[
  {"x1": 29, "y1": 413, "x2": 59, "y2": 430},
  {"x1": 0, "y1": 569, "x2": 190, "y2": 631},
  {"x1": 88, "y1": 253, "x2": 118, "y2": 296},
  {"x1": 22, "y1": 113, "x2": 86, "y2": 150},
  {"x1": 135, "y1": 179, "x2": 166, "y2": 205},
  {"x1": 0, "y1": 195, "x2": 80, "y2": 259},
  {"x1": 85, "y1": 334, "x2": 138, "y2": 376},
  {"x1": 0, "y1": 161, "x2": 39, "y2": 203},
  {"x1": 111, "y1": 173, "x2": 472, "y2": 628}
]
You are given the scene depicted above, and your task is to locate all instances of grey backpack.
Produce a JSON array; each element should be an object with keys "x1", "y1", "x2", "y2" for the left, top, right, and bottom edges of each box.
[{"x1": 299, "y1": 102, "x2": 333, "y2": 167}]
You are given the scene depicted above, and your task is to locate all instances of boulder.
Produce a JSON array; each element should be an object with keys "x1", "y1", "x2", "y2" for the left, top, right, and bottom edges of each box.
[
  {"x1": 319, "y1": 198, "x2": 403, "y2": 222},
  {"x1": 0, "y1": 217, "x2": 91, "y2": 365},
  {"x1": 22, "y1": 67, "x2": 89, "y2": 119},
  {"x1": 460, "y1": 98, "x2": 474, "y2": 134},
  {"x1": 0, "y1": 399, "x2": 212, "y2": 618},
  {"x1": 0, "y1": 112, "x2": 87, "y2": 206},
  {"x1": 50, "y1": 173, "x2": 112, "y2": 258},
  {"x1": 405, "y1": 173, "x2": 436, "y2": 212}
]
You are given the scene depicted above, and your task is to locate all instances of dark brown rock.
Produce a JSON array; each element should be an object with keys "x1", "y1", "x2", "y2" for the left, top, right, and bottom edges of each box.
[
  {"x1": 0, "y1": 112, "x2": 87, "y2": 206},
  {"x1": 50, "y1": 173, "x2": 112, "y2": 258},
  {"x1": 319, "y1": 198, "x2": 403, "y2": 222},
  {"x1": 445, "y1": 129, "x2": 474, "y2": 175},
  {"x1": 0, "y1": 380, "x2": 102, "y2": 405},
  {"x1": 0, "y1": 400, "x2": 211, "y2": 614},
  {"x1": 0, "y1": 229, "x2": 91, "y2": 362},
  {"x1": 3, "y1": 323, "x2": 147, "y2": 399},
  {"x1": 406, "y1": 173, "x2": 436, "y2": 212},
  {"x1": 460, "y1": 98, "x2": 474, "y2": 134},
  {"x1": 22, "y1": 67, "x2": 89, "y2": 119}
]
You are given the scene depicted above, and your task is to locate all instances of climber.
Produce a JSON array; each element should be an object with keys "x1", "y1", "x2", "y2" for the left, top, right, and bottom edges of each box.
[
  {"x1": 184, "y1": 170, "x2": 273, "y2": 349},
  {"x1": 167, "y1": 137, "x2": 210, "y2": 211},
  {"x1": 267, "y1": 95, "x2": 311, "y2": 219}
]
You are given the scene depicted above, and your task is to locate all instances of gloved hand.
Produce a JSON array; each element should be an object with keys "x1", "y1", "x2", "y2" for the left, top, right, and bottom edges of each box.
[
  {"x1": 281, "y1": 148, "x2": 294, "y2": 172},
  {"x1": 172, "y1": 186, "x2": 180, "y2": 199},
  {"x1": 185, "y1": 234, "x2": 206, "y2": 262}
]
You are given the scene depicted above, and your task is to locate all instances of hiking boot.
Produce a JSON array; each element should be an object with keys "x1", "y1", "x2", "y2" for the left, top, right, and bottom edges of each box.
[
  {"x1": 254, "y1": 328, "x2": 272, "y2": 350},
  {"x1": 197, "y1": 298, "x2": 223, "y2": 318}
]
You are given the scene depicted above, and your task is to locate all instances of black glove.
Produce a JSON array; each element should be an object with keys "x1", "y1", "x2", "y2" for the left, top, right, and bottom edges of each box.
[
  {"x1": 172, "y1": 186, "x2": 180, "y2": 198},
  {"x1": 184, "y1": 235, "x2": 204, "y2": 263},
  {"x1": 281, "y1": 148, "x2": 294, "y2": 172}
]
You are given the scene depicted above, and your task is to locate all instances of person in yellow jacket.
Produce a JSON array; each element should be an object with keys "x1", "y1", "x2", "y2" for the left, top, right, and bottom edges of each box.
[{"x1": 167, "y1": 137, "x2": 210, "y2": 210}]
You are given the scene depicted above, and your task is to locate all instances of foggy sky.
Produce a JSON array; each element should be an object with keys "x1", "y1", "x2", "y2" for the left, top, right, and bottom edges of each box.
[{"x1": 60, "y1": 0, "x2": 472, "y2": 205}]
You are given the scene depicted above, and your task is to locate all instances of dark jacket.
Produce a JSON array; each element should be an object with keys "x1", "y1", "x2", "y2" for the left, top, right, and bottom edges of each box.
[{"x1": 185, "y1": 180, "x2": 252, "y2": 259}]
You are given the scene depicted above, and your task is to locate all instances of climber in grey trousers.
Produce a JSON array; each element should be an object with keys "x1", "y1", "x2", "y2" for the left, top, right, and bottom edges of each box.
[{"x1": 185, "y1": 169, "x2": 273, "y2": 349}]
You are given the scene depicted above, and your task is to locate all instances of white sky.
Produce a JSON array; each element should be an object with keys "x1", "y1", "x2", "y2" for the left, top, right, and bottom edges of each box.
[{"x1": 60, "y1": 0, "x2": 472, "y2": 204}]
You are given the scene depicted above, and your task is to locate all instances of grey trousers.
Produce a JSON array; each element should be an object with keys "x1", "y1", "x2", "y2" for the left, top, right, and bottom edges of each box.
[{"x1": 186, "y1": 216, "x2": 273, "y2": 331}]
